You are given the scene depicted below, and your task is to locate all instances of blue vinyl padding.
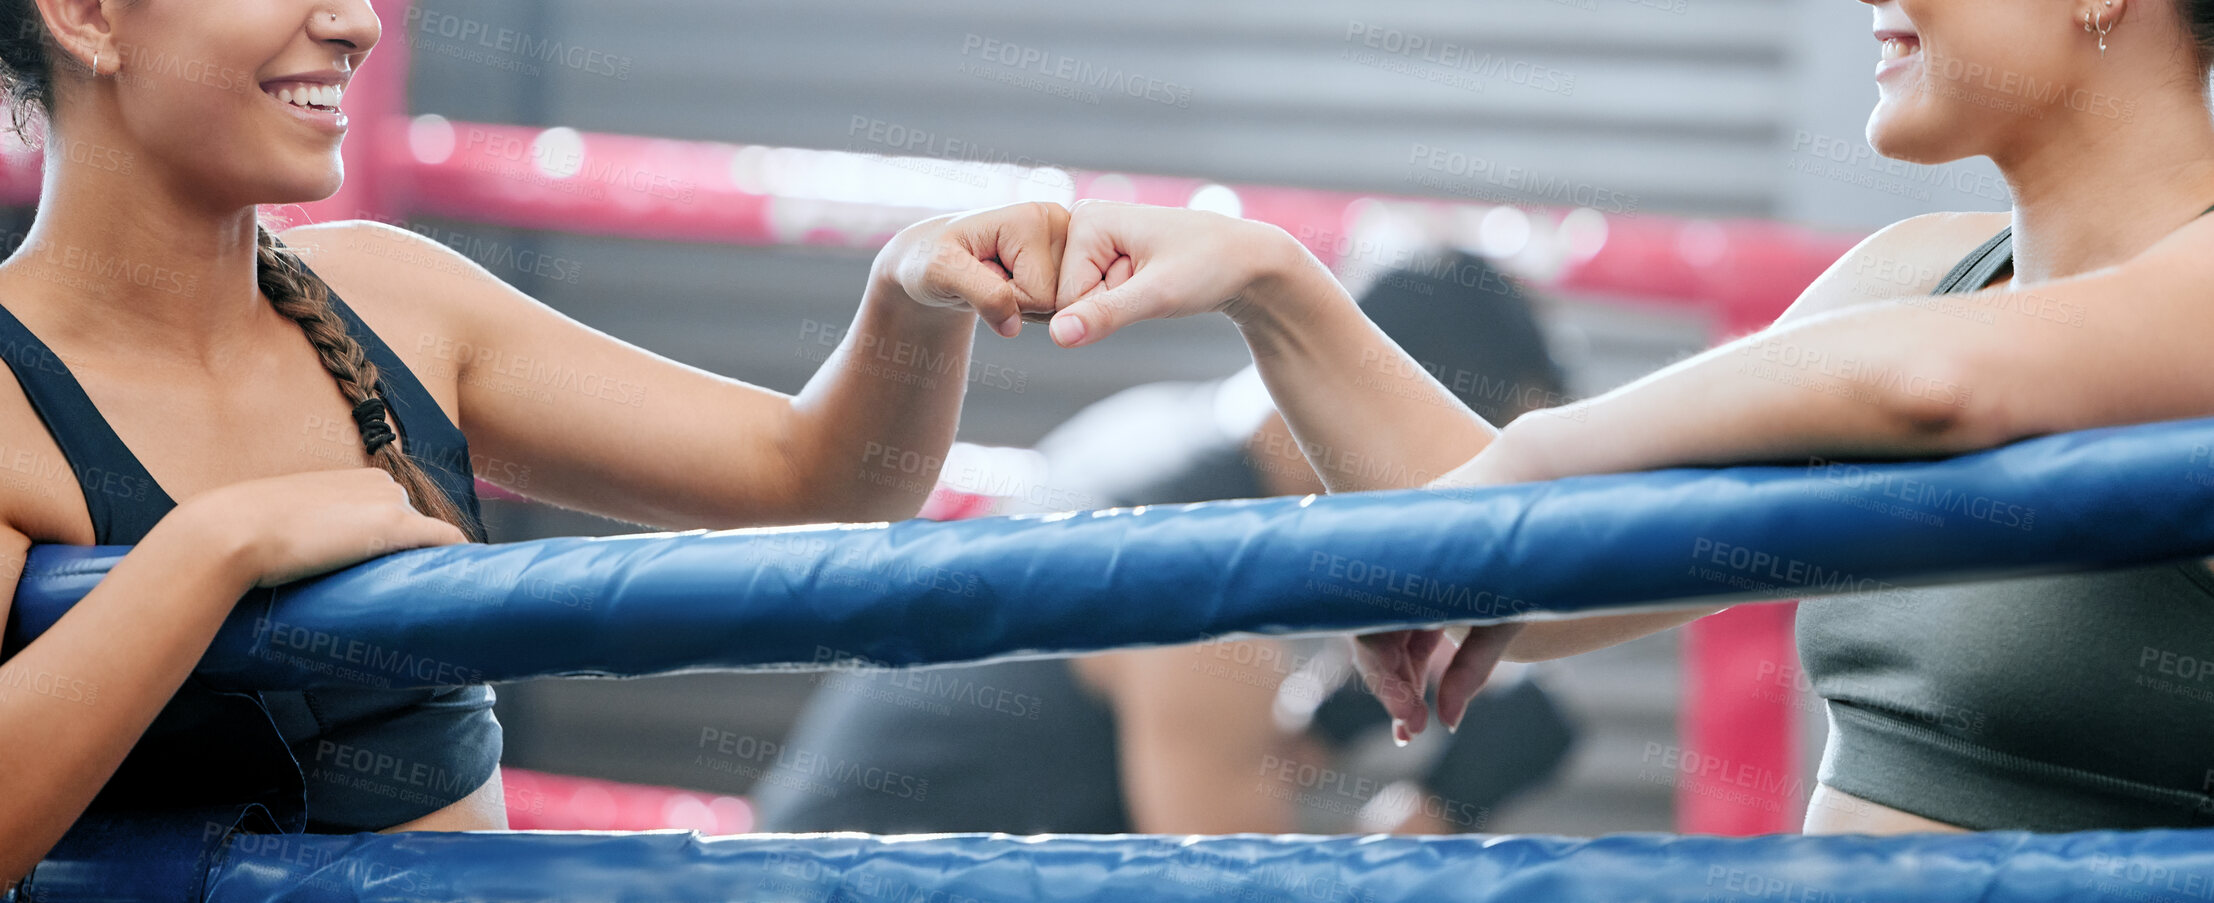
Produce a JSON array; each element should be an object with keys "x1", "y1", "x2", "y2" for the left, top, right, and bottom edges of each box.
[
  {"x1": 11, "y1": 416, "x2": 2214, "y2": 689},
  {"x1": 15, "y1": 417, "x2": 2214, "y2": 900},
  {"x1": 20, "y1": 824, "x2": 2214, "y2": 902}
]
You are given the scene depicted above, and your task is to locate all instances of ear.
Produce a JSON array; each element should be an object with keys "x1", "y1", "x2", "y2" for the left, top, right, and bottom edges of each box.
[{"x1": 28, "y1": 0, "x2": 118, "y2": 75}]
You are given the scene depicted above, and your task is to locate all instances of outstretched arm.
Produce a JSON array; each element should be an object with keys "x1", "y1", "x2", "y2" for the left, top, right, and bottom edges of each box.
[
  {"x1": 287, "y1": 203, "x2": 1067, "y2": 530},
  {"x1": 1049, "y1": 205, "x2": 2009, "y2": 492},
  {"x1": 1053, "y1": 201, "x2": 1494, "y2": 493}
]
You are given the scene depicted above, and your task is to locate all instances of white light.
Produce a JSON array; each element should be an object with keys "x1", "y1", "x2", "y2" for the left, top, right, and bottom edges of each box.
[
  {"x1": 1086, "y1": 173, "x2": 1137, "y2": 202},
  {"x1": 1187, "y1": 183, "x2": 1243, "y2": 218},
  {"x1": 760, "y1": 146, "x2": 813, "y2": 198},
  {"x1": 662, "y1": 796, "x2": 718, "y2": 832},
  {"x1": 1477, "y1": 206, "x2": 1532, "y2": 258},
  {"x1": 407, "y1": 114, "x2": 455, "y2": 166},
  {"x1": 531, "y1": 127, "x2": 586, "y2": 180},
  {"x1": 728, "y1": 145, "x2": 769, "y2": 195},
  {"x1": 937, "y1": 443, "x2": 1054, "y2": 501},
  {"x1": 725, "y1": 145, "x2": 1074, "y2": 211},
  {"x1": 1014, "y1": 167, "x2": 1077, "y2": 206},
  {"x1": 1558, "y1": 207, "x2": 1609, "y2": 262},
  {"x1": 816, "y1": 149, "x2": 871, "y2": 204}
]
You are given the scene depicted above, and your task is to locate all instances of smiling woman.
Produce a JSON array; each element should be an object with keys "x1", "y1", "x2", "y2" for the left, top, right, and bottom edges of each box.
[
  {"x1": 0, "y1": 0, "x2": 1066, "y2": 884},
  {"x1": 1009, "y1": 0, "x2": 2214, "y2": 839}
]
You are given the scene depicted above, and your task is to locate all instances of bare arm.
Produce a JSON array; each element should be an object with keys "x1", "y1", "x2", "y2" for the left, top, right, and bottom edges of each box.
[
  {"x1": 1240, "y1": 213, "x2": 2006, "y2": 490},
  {"x1": 1468, "y1": 207, "x2": 2214, "y2": 481},
  {"x1": 1230, "y1": 213, "x2": 2015, "y2": 664},
  {"x1": 1053, "y1": 202, "x2": 1494, "y2": 493},
  {"x1": 1486, "y1": 212, "x2": 2011, "y2": 661},
  {"x1": 288, "y1": 204, "x2": 1064, "y2": 530},
  {"x1": 1379, "y1": 210, "x2": 2214, "y2": 731},
  {"x1": 0, "y1": 469, "x2": 468, "y2": 883},
  {"x1": 0, "y1": 512, "x2": 257, "y2": 882}
]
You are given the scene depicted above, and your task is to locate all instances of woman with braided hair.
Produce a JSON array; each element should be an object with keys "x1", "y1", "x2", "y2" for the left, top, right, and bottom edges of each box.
[{"x1": 0, "y1": 0, "x2": 1065, "y2": 880}]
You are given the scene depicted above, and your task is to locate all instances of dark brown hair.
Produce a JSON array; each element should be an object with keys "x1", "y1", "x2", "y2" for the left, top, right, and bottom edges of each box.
[
  {"x1": 0, "y1": 3, "x2": 481, "y2": 541},
  {"x1": 2189, "y1": 1, "x2": 2214, "y2": 70}
]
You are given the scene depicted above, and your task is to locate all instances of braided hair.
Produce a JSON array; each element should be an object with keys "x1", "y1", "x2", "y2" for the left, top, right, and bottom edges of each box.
[
  {"x1": 255, "y1": 227, "x2": 482, "y2": 540},
  {"x1": 1, "y1": 2, "x2": 481, "y2": 541}
]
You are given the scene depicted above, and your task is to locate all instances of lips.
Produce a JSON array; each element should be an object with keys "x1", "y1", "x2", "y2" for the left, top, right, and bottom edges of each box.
[
  {"x1": 1874, "y1": 30, "x2": 1921, "y2": 81},
  {"x1": 258, "y1": 75, "x2": 350, "y2": 134}
]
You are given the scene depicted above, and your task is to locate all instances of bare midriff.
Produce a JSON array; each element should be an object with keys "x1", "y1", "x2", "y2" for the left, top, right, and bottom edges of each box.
[{"x1": 1802, "y1": 783, "x2": 1971, "y2": 835}]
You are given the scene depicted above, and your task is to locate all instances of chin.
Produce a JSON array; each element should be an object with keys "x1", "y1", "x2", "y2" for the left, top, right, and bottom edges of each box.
[
  {"x1": 1865, "y1": 98, "x2": 1953, "y2": 167},
  {"x1": 256, "y1": 166, "x2": 347, "y2": 207}
]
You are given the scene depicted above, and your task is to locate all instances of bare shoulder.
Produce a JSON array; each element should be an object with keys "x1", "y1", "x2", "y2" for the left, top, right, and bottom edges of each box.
[
  {"x1": 1843, "y1": 211, "x2": 2011, "y2": 291},
  {"x1": 1779, "y1": 211, "x2": 2011, "y2": 324},
  {"x1": 2139, "y1": 208, "x2": 2214, "y2": 274},
  {"x1": 273, "y1": 220, "x2": 501, "y2": 417},
  {"x1": 276, "y1": 220, "x2": 488, "y2": 316}
]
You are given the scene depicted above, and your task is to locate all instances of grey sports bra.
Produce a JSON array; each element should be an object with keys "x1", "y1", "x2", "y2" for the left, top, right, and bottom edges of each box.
[{"x1": 1795, "y1": 206, "x2": 2214, "y2": 831}]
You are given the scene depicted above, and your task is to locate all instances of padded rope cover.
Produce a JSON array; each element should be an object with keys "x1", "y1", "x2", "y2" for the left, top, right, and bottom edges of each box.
[
  {"x1": 21, "y1": 825, "x2": 2214, "y2": 902},
  {"x1": 11, "y1": 416, "x2": 2214, "y2": 689}
]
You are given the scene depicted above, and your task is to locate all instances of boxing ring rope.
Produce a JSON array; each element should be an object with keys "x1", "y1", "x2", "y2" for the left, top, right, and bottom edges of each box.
[
  {"x1": 14, "y1": 416, "x2": 2214, "y2": 899},
  {"x1": 13, "y1": 414, "x2": 2214, "y2": 686},
  {"x1": 52, "y1": 824, "x2": 2214, "y2": 903}
]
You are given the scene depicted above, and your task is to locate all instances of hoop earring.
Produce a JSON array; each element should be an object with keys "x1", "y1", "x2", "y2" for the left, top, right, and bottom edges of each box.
[
  {"x1": 90, "y1": 50, "x2": 99, "y2": 75},
  {"x1": 2083, "y1": 6, "x2": 2115, "y2": 55}
]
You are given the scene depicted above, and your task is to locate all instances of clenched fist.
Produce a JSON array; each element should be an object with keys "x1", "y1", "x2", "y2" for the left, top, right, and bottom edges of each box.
[{"x1": 876, "y1": 201, "x2": 1071, "y2": 338}]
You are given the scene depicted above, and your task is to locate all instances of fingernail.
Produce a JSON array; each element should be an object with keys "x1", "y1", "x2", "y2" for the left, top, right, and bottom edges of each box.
[
  {"x1": 1392, "y1": 719, "x2": 1410, "y2": 747},
  {"x1": 1049, "y1": 315, "x2": 1087, "y2": 347},
  {"x1": 1444, "y1": 712, "x2": 1461, "y2": 735},
  {"x1": 995, "y1": 314, "x2": 1021, "y2": 338}
]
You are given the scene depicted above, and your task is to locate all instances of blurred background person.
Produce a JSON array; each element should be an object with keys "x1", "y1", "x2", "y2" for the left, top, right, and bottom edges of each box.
[{"x1": 751, "y1": 249, "x2": 1578, "y2": 835}]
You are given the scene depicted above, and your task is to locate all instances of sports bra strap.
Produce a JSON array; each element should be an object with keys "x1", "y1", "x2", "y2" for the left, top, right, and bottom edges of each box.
[
  {"x1": 0, "y1": 302, "x2": 174, "y2": 544},
  {"x1": 1934, "y1": 202, "x2": 2214, "y2": 296}
]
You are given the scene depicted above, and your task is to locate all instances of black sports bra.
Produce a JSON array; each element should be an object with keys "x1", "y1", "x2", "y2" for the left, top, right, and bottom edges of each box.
[{"x1": 0, "y1": 245, "x2": 502, "y2": 834}]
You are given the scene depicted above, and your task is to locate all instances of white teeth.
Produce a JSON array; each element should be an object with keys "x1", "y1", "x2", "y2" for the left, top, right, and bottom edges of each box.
[
  {"x1": 1880, "y1": 38, "x2": 1919, "y2": 62},
  {"x1": 269, "y1": 84, "x2": 343, "y2": 110}
]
